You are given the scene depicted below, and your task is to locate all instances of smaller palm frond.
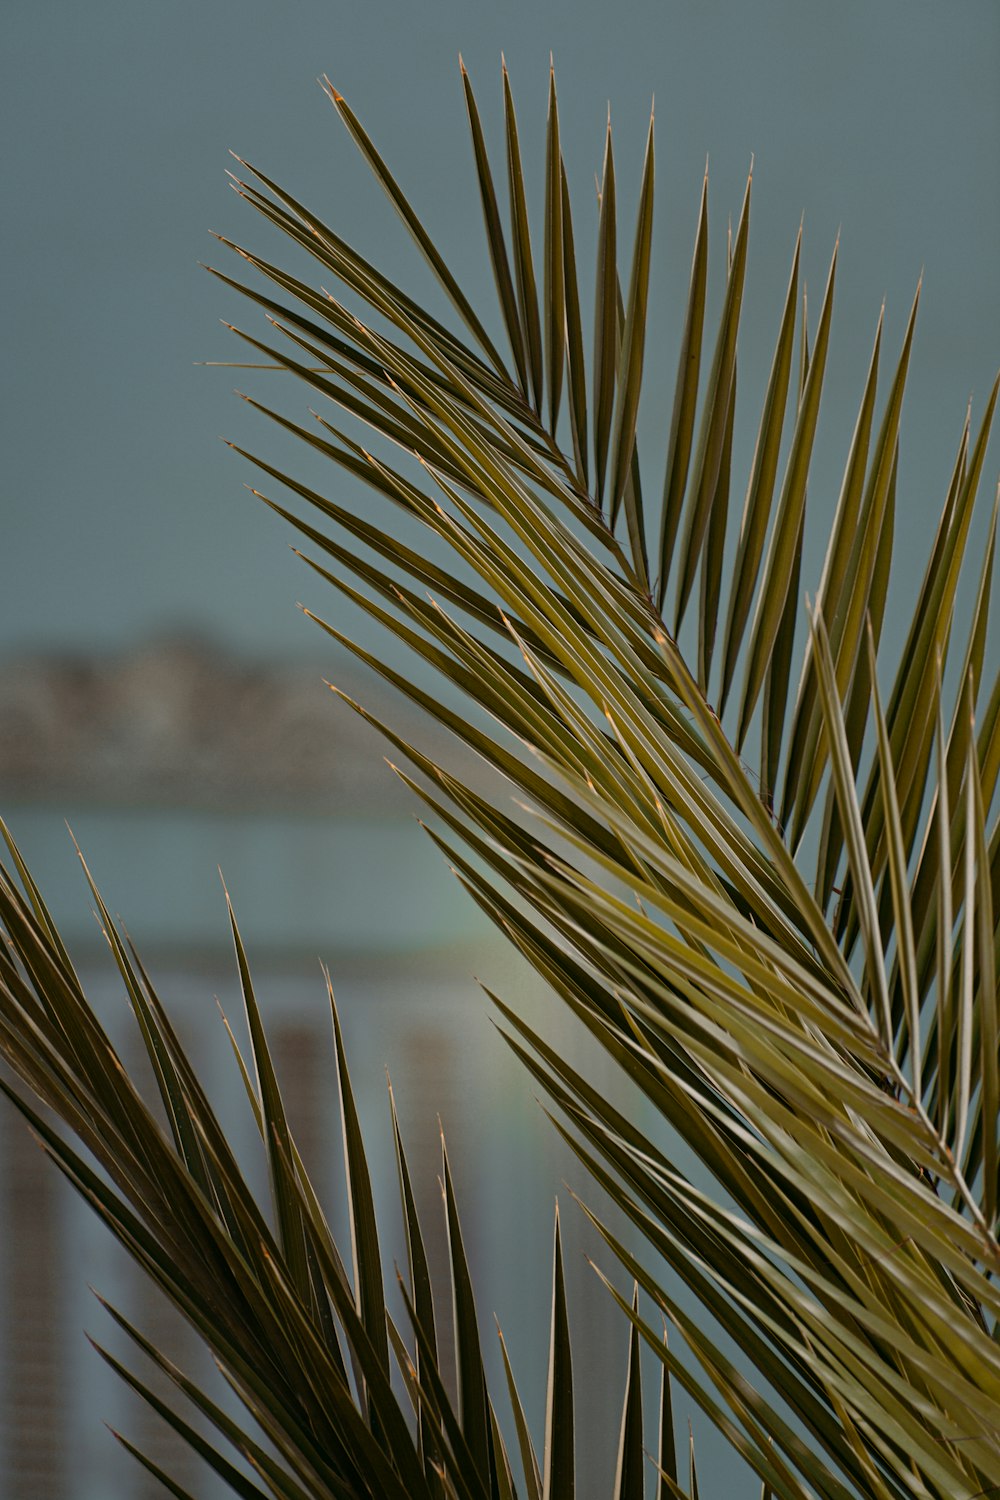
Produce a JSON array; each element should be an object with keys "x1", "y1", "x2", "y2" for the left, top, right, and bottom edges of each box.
[{"x1": 0, "y1": 823, "x2": 711, "y2": 1499}]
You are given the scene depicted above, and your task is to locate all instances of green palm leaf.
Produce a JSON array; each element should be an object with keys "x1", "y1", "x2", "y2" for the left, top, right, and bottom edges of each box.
[{"x1": 5, "y1": 832, "x2": 666, "y2": 1499}]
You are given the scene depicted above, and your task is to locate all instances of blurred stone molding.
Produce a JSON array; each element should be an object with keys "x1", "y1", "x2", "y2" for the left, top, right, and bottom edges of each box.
[{"x1": 0, "y1": 637, "x2": 429, "y2": 814}]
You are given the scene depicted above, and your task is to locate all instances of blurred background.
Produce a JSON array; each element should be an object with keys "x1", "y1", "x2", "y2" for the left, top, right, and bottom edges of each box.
[{"x1": 1, "y1": 0, "x2": 998, "y2": 1494}]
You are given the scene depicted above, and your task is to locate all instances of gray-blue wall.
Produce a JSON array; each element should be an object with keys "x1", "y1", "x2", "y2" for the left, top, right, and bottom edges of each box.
[{"x1": 2, "y1": 0, "x2": 997, "y2": 665}]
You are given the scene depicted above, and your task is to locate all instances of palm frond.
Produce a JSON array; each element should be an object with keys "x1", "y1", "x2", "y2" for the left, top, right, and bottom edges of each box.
[
  {"x1": 1, "y1": 828, "x2": 693, "y2": 1498},
  {"x1": 200, "y1": 62, "x2": 1000, "y2": 1496}
]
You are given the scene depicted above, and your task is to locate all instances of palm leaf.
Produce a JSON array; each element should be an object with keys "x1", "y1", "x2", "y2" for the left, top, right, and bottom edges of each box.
[
  {"x1": 2, "y1": 833, "x2": 630, "y2": 1500},
  {"x1": 673, "y1": 169, "x2": 750, "y2": 633},
  {"x1": 657, "y1": 168, "x2": 708, "y2": 608},
  {"x1": 461, "y1": 57, "x2": 529, "y2": 396}
]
